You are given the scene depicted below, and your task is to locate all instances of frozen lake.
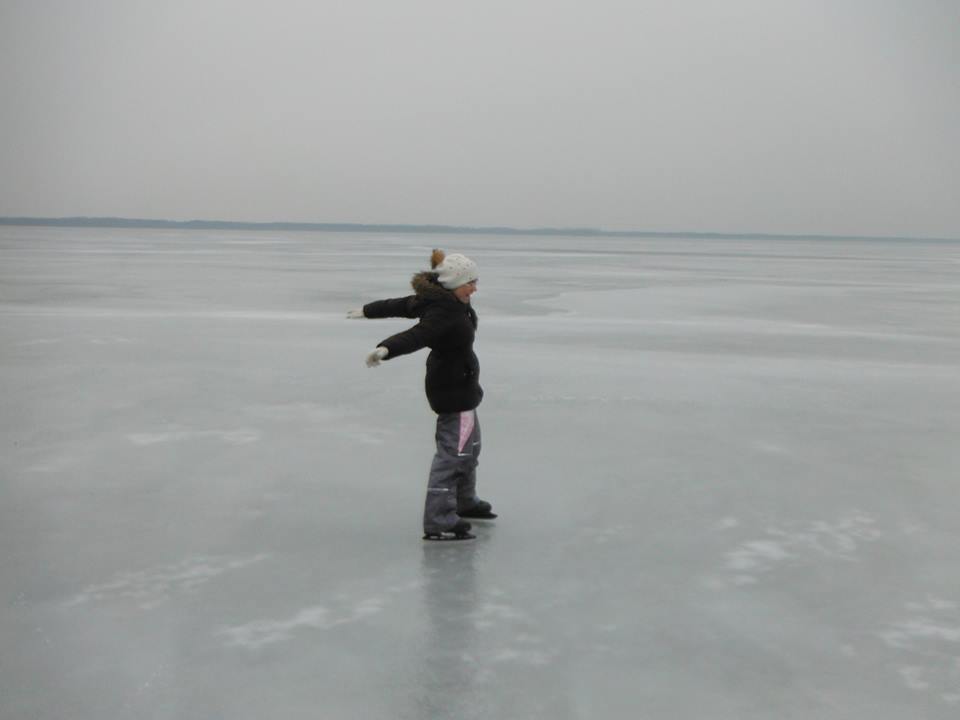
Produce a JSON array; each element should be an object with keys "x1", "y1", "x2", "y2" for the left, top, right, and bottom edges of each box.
[{"x1": 2, "y1": 226, "x2": 959, "y2": 719}]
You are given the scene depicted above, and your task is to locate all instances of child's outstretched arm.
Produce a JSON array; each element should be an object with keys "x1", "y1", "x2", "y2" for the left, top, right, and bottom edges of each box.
[
  {"x1": 350, "y1": 296, "x2": 417, "y2": 320},
  {"x1": 350, "y1": 296, "x2": 418, "y2": 368}
]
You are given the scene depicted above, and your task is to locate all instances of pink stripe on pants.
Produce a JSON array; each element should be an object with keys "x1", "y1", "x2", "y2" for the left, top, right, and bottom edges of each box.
[{"x1": 457, "y1": 410, "x2": 476, "y2": 454}]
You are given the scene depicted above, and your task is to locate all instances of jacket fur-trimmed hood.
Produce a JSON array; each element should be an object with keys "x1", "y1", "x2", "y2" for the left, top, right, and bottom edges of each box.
[{"x1": 410, "y1": 270, "x2": 458, "y2": 301}]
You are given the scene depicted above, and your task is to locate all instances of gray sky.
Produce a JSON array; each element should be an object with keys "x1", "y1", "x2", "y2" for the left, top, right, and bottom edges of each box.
[{"x1": 1, "y1": 0, "x2": 958, "y2": 237}]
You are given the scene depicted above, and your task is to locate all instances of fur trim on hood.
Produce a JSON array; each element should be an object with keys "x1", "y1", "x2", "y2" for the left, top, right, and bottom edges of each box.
[{"x1": 410, "y1": 270, "x2": 455, "y2": 300}]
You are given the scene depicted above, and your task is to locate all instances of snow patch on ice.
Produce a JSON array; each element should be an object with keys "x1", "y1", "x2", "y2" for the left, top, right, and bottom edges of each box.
[
  {"x1": 726, "y1": 539, "x2": 793, "y2": 570},
  {"x1": 720, "y1": 511, "x2": 881, "y2": 583},
  {"x1": 219, "y1": 597, "x2": 386, "y2": 649},
  {"x1": 66, "y1": 554, "x2": 269, "y2": 609},
  {"x1": 878, "y1": 596, "x2": 960, "y2": 703},
  {"x1": 906, "y1": 597, "x2": 958, "y2": 612}
]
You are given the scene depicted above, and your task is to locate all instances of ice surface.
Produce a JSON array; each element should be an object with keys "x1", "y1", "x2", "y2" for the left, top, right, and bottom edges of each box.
[{"x1": 2, "y1": 227, "x2": 959, "y2": 719}]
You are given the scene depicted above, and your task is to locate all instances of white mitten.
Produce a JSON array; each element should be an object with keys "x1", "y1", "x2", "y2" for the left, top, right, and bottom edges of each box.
[
  {"x1": 346, "y1": 309, "x2": 365, "y2": 319},
  {"x1": 365, "y1": 347, "x2": 389, "y2": 367}
]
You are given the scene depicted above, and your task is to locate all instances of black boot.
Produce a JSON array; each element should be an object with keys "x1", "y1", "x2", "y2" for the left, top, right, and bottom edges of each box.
[
  {"x1": 423, "y1": 519, "x2": 475, "y2": 541},
  {"x1": 459, "y1": 500, "x2": 497, "y2": 520}
]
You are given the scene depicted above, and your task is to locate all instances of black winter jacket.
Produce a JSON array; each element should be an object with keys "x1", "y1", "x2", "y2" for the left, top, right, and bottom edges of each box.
[{"x1": 363, "y1": 272, "x2": 483, "y2": 414}]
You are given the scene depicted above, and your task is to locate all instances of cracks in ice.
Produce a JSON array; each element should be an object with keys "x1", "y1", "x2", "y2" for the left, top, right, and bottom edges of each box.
[
  {"x1": 879, "y1": 596, "x2": 960, "y2": 704},
  {"x1": 719, "y1": 511, "x2": 881, "y2": 586},
  {"x1": 66, "y1": 554, "x2": 269, "y2": 610}
]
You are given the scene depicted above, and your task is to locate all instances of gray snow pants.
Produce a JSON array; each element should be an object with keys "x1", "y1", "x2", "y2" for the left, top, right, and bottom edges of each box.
[{"x1": 423, "y1": 409, "x2": 482, "y2": 533}]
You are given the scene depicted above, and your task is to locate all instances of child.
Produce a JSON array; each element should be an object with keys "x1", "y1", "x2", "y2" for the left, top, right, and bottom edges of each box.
[{"x1": 348, "y1": 249, "x2": 496, "y2": 540}]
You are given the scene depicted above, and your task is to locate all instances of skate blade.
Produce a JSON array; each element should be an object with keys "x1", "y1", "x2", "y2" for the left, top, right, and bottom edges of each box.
[
  {"x1": 423, "y1": 532, "x2": 476, "y2": 542},
  {"x1": 459, "y1": 512, "x2": 497, "y2": 520}
]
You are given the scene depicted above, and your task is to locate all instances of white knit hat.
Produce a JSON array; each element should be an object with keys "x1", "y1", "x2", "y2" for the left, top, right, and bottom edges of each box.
[{"x1": 431, "y1": 250, "x2": 479, "y2": 290}]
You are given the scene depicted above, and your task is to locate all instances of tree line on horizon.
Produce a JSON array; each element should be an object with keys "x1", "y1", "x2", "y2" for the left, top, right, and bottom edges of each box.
[{"x1": 0, "y1": 216, "x2": 952, "y2": 243}]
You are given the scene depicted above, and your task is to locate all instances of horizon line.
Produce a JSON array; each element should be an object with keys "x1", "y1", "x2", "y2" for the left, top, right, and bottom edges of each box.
[{"x1": 0, "y1": 215, "x2": 957, "y2": 243}]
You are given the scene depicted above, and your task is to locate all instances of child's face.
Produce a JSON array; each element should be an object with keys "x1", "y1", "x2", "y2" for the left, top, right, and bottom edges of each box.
[{"x1": 453, "y1": 279, "x2": 478, "y2": 303}]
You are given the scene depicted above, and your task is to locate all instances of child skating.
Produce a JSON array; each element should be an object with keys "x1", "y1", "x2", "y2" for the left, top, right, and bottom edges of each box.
[{"x1": 347, "y1": 249, "x2": 496, "y2": 541}]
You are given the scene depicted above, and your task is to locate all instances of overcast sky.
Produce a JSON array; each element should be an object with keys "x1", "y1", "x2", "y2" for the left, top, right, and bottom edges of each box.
[{"x1": 1, "y1": 0, "x2": 957, "y2": 237}]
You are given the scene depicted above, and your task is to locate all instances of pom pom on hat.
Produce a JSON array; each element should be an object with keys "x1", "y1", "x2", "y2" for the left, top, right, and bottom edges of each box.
[{"x1": 431, "y1": 249, "x2": 478, "y2": 290}]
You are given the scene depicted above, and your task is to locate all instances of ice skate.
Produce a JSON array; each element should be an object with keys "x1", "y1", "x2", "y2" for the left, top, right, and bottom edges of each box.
[
  {"x1": 423, "y1": 519, "x2": 475, "y2": 541},
  {"x1": 459, "y1": 500, "x2": 497, "y2": 520}
]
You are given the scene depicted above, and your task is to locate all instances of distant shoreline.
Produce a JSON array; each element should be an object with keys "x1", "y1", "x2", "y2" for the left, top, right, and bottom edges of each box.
[{"x1": 0, "y1": 216, "x2": 956, "y2": 243}]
